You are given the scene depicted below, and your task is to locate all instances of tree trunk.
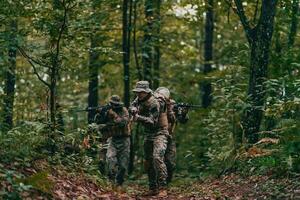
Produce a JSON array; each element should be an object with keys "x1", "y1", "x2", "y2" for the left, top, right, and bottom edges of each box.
[
  {"x1": 48, "y1": 0, "x2": 68, "y2": 136},
  {"x1": 153, "y1": 0, "x2": 161, "y2": 89},
  {"x1": 143, "y1": 0, "x2": 154, "y2": 88},
  {"x1": 123, "y1": 0, "x2": 137, "y2": 174},
  {"x1": 288, "y1": 0, "x2": 299, "y2": 48},
  {"x1": 133, "y1": 0, "x2": 143, "y2": 80},
  {"x1": 88, "y1": 37, "x2": 99, "y2": 124},
  {"x1": 239, "y1": 0, "x2": 277, "y2": 143},
  {"x1": 123, "y1": 0, "x2": 132, "y2": 108},
  {"x1": 201, "y1": 0, "x2": 214, "y2": 108},
  {"x1": 50, "y1": 56, "x2": 58, "y2": 133},
  {"x1": 2, "y1": 20, "x2": 18, "y2": 132}
]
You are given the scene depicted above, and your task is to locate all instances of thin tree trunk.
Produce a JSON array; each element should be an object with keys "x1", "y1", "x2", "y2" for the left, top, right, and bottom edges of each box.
[
  {"x1": 153, "y1": 0, "x2": 161, "y2": 89},
  {"x1": 2, "y1": 20, "x2": 18, "y2": 132},
  {"x1": 288, "y1": 0, "x2": 299, "y2": 48},
  {"x1": 274, "y1": 26, "x2": 282, "y2": 55},
  {"x1": 143, "y1": 0, "x2": 154, "y2": 88},
  {"x1": 123, "y1": 0, "x2": 131, "y2": 108},
  {"x1": 50, "y1": 55, "x2": 58, "y2": 133},
  {"x1": 133, "y1": 0, "x2": 143, "y2": 80},
  {"x1": 88, "y1": 37, "x2": 99, "y2": 124},
  {"x1": 202, "y1": 0, "x2": 214, "y2": 108},
  {"x1": 48, "y1": 0, "x2": 68, "y2": 153},
  {"x1": 123, "y1": 0, "x2": 137, "y2": 174}
]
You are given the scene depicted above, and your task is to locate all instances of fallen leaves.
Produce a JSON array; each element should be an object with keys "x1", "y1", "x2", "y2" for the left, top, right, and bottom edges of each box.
[
  {"x1": 256, "y1": 138, "x2": 279, "y2": 145},
  {"x1": 246, "y1": 147, "x2": 276, "y2": 158},
  {"x1": 171, "y1": 173, "x2": 300, "y2": 200},
  {"x1": 49, "y1": 171, "x2": 106, "y2": 200},
  {"x1": 2, "y1": 161, "x2": 300, "y2": 200}
]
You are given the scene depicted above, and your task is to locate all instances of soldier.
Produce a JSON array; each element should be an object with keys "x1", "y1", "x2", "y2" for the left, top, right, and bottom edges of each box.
[
  {"x1": 94, "y1": 95, "x2": 131, "y2": 186},
  {"x1": 155, "y1": 87, "x2": 189, "y2": 185},
  {"x1": 130, "y1": 81, "x2": 169, "y2": 197}
]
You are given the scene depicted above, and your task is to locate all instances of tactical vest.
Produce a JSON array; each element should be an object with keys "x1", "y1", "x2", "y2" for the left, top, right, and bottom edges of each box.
[
  {"x1": 136, "y1": 95, "x2": 168, "y2": 134},
  {"x1": 167, "y1": 99, "x2": 177, "y2": 134},
  {"x1": 155, "y1": 94, "x2": 169, "y2": 131},
  {"x1": 101, "y1": 107, "x2": 130, "y2": 139}
]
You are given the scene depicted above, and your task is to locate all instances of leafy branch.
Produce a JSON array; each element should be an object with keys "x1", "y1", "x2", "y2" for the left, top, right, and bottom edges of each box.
[
  {"x1": 224, "y1": 0, "x2": 256, "y2": 44},
  {"x1": 18, "y1": 47, "x2": 51, "y2": 88}
]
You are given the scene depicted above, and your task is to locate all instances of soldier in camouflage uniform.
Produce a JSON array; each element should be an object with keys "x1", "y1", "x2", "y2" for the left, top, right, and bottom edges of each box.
[
  {"x1": 130, "y1": 81, "x2": 169, "y2": 196},
  {"x1": 155, "y1": 87, "x2": 189, "y2": 185},
  {"x1": 95, "y1": 95, "x2": 131, "y2": 186}
]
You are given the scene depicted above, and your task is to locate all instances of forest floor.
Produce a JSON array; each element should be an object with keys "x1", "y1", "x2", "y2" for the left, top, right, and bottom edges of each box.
[
  {"x1": 3, "y1": 160, "x2": 300, "y2": 200},
  {"x1": 49, "y1": 172, "x2": 300, "y2": 200}
]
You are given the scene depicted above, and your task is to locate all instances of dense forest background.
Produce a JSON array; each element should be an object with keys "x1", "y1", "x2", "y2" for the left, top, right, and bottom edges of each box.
[{"x1": 0, "y1": 0, "x2": 300, "y2": 199}]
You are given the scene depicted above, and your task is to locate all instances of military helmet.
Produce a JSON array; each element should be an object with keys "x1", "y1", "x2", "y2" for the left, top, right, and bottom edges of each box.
[
  {"x1": 109, "y1": 95, "x2": 123, "y2": 106},
  {"x1": 132, "y1": 81, "x2": 152, "y2": 93},
  {"x1": 155, "y1": 87, "x2": 170, "y2": 99}
]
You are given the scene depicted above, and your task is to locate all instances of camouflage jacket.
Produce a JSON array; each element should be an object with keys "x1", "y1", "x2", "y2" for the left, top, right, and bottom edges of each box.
[
  {"x1": 95, "y1": 106, "x2": 130, "y2": 139},
  {"x1": 131, "y1": 94, "x2": 169, "y2": 137},
  {"x1": 166, "y1": 98, "x2": 176, "y2": 134}
]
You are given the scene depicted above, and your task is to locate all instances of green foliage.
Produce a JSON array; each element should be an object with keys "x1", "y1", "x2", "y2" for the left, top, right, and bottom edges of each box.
[
  {"x1": 202, "y1": 66, "x2": 247, "y2": 174},
  {"x1": 0, "y1": 121, "x2": 48, "y2": 165},
  {"x1": 0, "y1": 168, "x2": 32, "y2": 200},
  {"x1": 0, "y1": 0, "x2": 299, "y2": 187},
  {"x1": 262, "y1": 75, "x2": 300, "y2": 173},
  {"x1": 21, "y1": 171, "x2": 53, "y2": 194},
  {"x1": 45, "y1": 125, "x2": 106, "y2": 178}
]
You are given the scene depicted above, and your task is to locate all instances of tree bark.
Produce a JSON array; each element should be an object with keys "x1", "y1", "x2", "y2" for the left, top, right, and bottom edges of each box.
[
  {"x1": 133, "y1": 0, "x2": 143, "y2": 80},
  {"x1": 123, "y1": 0, "x2": 137, "y2": 174},
  {"x1": 153, "y1": 0, "x2": 161, "y2": 89},
  {"x1": 288, "y1": 0, "x2": 299, "y2": 48},
  {"x1": 47, "y1": 0, "x2": 68, "y2": 153},
  {"x1": 123, "y1": 0, "x2": 132, "y2": 108},
  {"x1": 49, "y1": 54, "x2": 58, "y2": 135},
  {"x1": 88, "y1": 37, "x2": 99, "y2": 124},
  {"x1": 236, "y1": 0, "x2": 278, "y2": 143},
  {"x1": 201, "y1": 0, "x2": 214, "y2": 108},
  {"x1": 2, "y1": 20, "x2": 18, "y2": 132},
  {"x1": 142, "y1": 0, "x2": 154, "y2": 88}
]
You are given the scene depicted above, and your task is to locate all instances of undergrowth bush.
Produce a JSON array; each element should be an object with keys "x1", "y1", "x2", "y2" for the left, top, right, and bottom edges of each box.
[{"x1": 0, "y1": 121, "x2": 48, "y2": 165}]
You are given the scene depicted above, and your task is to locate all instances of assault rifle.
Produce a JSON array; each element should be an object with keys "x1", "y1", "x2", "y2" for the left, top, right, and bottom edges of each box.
[{"x1": 172, "y1": 103, "x2": 201, "y2": 124}]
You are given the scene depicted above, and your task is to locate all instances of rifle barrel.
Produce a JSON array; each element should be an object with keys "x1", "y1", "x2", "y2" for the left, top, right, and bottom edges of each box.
[
  {"x1": 187, "y1": 105, "x2": 202, "y2": 108},
  {"x1": 176, "y1": 103, "x2": 202, "y2": 109},
  {"x1": 69, "y1": 105, "x2": 109, "y2": 112}
]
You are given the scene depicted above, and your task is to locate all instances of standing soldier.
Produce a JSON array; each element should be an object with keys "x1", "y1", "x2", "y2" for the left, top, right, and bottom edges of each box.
[
  {"x1": 130, "y1": 81, "x2": 169, "y2": 197},
  {"x1": 155, "y1": 87, "x2": 189, "y2": 185},
  {"x1": 94, "y1": 95, "x2": 131, "y2": 187}
]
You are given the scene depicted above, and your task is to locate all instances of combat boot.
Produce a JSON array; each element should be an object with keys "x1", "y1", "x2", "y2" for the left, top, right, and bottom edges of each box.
[
  {"x1": 116, "y1": 185, "x2": 126, "y2": 194},
  {"x1": 158, "y1": 188, "x2": 168, "y2": 197}
]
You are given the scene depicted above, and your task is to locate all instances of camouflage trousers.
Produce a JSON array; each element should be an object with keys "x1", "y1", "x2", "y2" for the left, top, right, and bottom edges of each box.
[
  {"x1": 165, "y1": 135, "x2": 176, "y2": 184},
  {"x1": 106, "y1": 136, "x2": 130, "y2": 185},
  {"x1": 144, "y1": 134, "x2": 168, "y2": 190}
]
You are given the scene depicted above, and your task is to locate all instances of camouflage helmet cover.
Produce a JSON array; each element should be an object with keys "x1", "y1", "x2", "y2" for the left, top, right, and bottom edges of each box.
[
  {"x1": 155, "y1": 87, "x2": 170, "y2": 99},
  {"x1": 109, "y1": 95, "x2": 123, "y2": 105},
  {"x1": 132, "y1": 81, "x2": 152, "y2": 93}
]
